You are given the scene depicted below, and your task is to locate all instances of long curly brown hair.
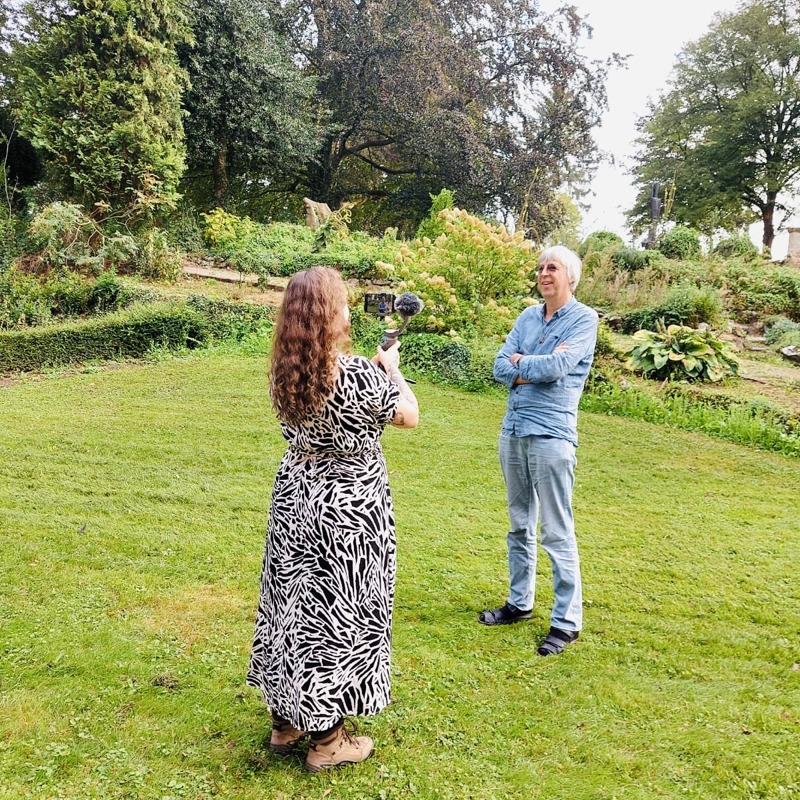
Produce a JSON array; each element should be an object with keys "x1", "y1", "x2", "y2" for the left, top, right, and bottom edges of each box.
[{"x1": 270, "y1": 267, "x2": 352, "y2": 426}]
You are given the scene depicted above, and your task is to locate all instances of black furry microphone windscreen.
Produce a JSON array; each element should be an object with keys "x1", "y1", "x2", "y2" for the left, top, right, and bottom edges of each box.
[{"x1": 394, "y1": 292, "x2": 424, "y2": 317}]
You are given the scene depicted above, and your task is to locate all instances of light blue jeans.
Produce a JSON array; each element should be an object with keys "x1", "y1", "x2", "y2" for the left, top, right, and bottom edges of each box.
[{"x1": 498, "y1": 432, "x2": 582, "y2": 632}]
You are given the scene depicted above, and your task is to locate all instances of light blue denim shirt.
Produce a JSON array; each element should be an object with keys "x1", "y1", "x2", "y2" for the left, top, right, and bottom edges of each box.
[{"x1": 493, "y1": 297, "x2": 598, "y2": 446}]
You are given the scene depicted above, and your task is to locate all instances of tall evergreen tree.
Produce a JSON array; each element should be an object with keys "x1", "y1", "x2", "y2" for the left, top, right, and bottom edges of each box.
[
  {"x1": 179, "y1": 0, "x2": 321, "y2": 212},
  {"x1": 8, "y1": 0, "x2": 189, "y2": 218}
]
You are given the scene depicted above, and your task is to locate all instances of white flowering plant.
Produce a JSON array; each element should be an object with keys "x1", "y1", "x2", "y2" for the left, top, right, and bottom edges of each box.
[{"x1": 380, "y1": 208, "x2": 538, "y2": 337}]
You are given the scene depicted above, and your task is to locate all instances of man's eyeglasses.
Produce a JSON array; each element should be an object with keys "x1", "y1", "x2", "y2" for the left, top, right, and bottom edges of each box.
[{"x1": 536, "y1": 263, "x2": 561, "y2": 275}]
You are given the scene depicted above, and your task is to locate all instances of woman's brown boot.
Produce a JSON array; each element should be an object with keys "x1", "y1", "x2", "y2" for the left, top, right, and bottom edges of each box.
[
  {"x1": 306, "y1": 722, "x2": 374, "y2": 773},
  {"x1": 269, "y1": 716, "x2": 306, "y2": 755}
]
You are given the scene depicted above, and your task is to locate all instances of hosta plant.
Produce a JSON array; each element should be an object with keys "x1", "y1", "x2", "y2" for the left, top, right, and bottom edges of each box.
[{"x1": 626, "y1": 323, "x2": 738, "y2": 382}]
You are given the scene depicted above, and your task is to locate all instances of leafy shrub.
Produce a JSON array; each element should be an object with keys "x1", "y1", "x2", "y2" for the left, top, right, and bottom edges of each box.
[
  {"x1": 658, "y1": 226, "x2": 702, "y2": 260},
  {"x1": 28, "y1": 202, "x2": 102, "y2": 273},
  {"x1": 764, "y1": 315, "x2": 800, "y2": 349},
  {"x1": 387, "y1": 208, "x2": 536, "y2": 336},
  {"x1": 764, "y1": 316, "x2": 799, "y2": 344},
  {"x1": 395, "y1": 332, "x2": 496, "y2": 391},
  {"x1": 775, "y1": 328, "x2": 800, "y2": 349},
  {"x1": 0, "y1": 213, "x2": 24, "y2": 273},
  {"x1": 610, "y1": 247, "x2": 652, "y2": 272},
  {"x1": 201, "y1": 209, "x2": 397, "y2": 282},
  {"x1": 202, "y1": 209, "x2": 293, "y2": 274},
  {"x1": 0, "y1": 267, "x2": 52, "y2": 327},
  {"x1": 723, "y1": 265, "x2": 800, "y2": 320},
  {"x1": 102, "y1": 234, "x2": 139, "y2": 269},
  {"x1": 594, "y1": 320, "x2": 618, "y2": 359},
  {"x1": 0, "y1": 267, "x2": 134, "y2": 329},
  {"x1": 415, "y1": 189, "x2": 456, "y2": 242},
  {"x1": 256, "y1": 221, "x2": 318, "y2": 256},
  {"x1": 134, "y1": 228, "x2": 183, "y2": 282},
  {"x1": 345, "y1": 306, "x2": 497, "y2": 392},
  {"x1": 85, "y1": 271, "x2": 131, "y2": 313},
  {"x1": 578, "y1": 230, "x2": 623, "y2": 258},
  {"x1": 713, "y1": 234, "x2": 759, "y2": 261},
  {"x1": 626, "y1": 323, "x2": 738, "y2": 382},
  {"x1": 621, "y1": 282, "x2": 724, "y2": 333},
  {"x1": 274, "y1": 252, "x2": 377, "y2": 281},
  {"x1": 26, "y1": 202, "x2": 139, "y2": 275},
  {"x1": 166, "y1": 207, "x2": 205, "y2": 252}
]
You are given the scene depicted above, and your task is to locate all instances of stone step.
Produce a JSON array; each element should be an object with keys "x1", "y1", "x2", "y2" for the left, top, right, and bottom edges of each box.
[{"x1": 182, "y1": 264, "x2": 288, "y2": 292}]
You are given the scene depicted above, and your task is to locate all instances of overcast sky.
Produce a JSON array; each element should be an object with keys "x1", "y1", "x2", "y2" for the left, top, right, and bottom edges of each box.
[{"x1": 541, "y1": 1, "x2": 787, "y2": 254}]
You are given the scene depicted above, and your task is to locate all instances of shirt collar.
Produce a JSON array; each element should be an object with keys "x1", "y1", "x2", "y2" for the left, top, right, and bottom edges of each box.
[{"x1": 537, "y1": 295, "x2": 576, "y2": 320}]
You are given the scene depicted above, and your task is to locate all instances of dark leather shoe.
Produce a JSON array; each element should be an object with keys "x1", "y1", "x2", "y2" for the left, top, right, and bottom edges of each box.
[
  {"x1": 478, "y1": 602, "x2": 533, "y2": 625},
  {"x1": 537, "y1": 626, "x2": 579, "y2": 655}
]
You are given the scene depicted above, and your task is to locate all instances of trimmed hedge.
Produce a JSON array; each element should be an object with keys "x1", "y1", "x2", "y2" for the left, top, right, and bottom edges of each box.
[
  {"x1": 185, "y1": 295, "x2": 273, "y2": 340},
  {"x1": 0, "y1": 303, "x2": 206, "y2": 371},
  {"x1": 0, "y1": 298, "x2": 274, "y2": 372}
]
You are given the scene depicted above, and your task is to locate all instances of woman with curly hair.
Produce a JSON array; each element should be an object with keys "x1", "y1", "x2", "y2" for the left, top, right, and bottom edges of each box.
[{"x1": 247, "y1": 266, "x2": 418, "y2": 773}]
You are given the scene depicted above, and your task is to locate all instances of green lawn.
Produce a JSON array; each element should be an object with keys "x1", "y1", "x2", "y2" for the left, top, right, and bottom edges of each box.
[{"x1": 1, "y1": 352, "x2": 798, "y2": 799}]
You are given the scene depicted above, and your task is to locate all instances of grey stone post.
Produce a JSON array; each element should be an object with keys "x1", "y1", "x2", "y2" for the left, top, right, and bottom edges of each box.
[{"x1": 787, "y1": 227, "x2": 800, "y2": 266}]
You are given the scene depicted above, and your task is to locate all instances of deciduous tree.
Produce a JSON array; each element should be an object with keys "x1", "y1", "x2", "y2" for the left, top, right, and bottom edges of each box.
[
  {"x1": 179, "y1": 0, "x2": 321, "y2": 211},
  {"x1": 629, "y1": 0, "x2": 800, "y2": 254},
  {"x1": 274, "y1": 0, "x2": 614, "y2": 231}
]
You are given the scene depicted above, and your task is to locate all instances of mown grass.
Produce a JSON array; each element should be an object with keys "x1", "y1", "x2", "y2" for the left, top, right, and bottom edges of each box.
[{"x1": 1, "y1": 349, "x2": 799, "y2": 799}]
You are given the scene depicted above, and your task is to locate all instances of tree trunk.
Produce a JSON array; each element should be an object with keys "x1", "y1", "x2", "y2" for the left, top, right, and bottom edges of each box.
[
  {"x1": 305, "y1": 135, "x2": 344, "y2": 208},
  {"x1": 761, "y1": 191, "x2": 777, "y2": 256},
  {"x1": 212, "y1": 139, "x2": 229, "y2": 208}
]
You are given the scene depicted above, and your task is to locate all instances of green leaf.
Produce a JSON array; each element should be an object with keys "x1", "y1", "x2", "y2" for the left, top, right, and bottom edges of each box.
[{"x1": 653, "y1": 352, "x2": 669, "y2": 369}]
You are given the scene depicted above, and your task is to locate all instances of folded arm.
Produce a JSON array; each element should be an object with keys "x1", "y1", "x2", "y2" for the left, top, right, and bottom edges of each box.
[
  {"x1": 494, "y1": 311, "x2": 598, "y2": 386},
  {"x1": 515, "y1": 314, "x2": 598, "y2": 383}
]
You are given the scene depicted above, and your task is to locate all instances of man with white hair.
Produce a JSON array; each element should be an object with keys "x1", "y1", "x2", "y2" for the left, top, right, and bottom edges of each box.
[{"x1": 479, "y1": 245, "x2": 598, "y2": 656}]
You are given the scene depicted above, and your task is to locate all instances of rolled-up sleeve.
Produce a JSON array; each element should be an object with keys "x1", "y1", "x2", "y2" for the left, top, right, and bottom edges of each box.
[{"x1": 493, "y1": 323, "x2": 523, "y2": 388}]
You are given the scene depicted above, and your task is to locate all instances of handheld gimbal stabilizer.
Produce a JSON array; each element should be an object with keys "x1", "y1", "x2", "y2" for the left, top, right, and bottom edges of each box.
[
  {"x1": 363, "y1": 291, "x2": 425, "y2": 382},
  {"x1": 363, "y1": 291, "x2": 425, "y2": 348}
]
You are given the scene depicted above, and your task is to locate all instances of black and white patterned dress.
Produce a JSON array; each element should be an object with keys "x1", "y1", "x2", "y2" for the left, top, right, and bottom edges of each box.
[{"x1": 247, "y1": 354, "x2": 401, "y2": 731}]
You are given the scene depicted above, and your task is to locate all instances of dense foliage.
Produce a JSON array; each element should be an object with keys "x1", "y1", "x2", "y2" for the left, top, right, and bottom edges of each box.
[
  {"x1": 0, "y1": 268, "x2": 133, "y2": 329},
  {"x1": 578, "y1": 230, "x2": 623, "y2": 258},
  {"x1": 201, "y1": 208, "x2": 401, "y2": 281},
  {"x1": 269, "y1": 0, "x2": 615, "y2": 231},
  {"x1": 713, "y1": 234, "x2": 759, "y2": 261},
  {"x1": 764, "y1": 315, "x2": 800, "y2": 350},
  {"x1": 620, "y1": 282, "x2": 723, "y2": 333},
  {"x1": 610, "y1": 247, "x2": 654, "y2": 272},
  {"x1": 657, "y1": 226, "x2": 702, "y2": 260},
  {"x1": 7, "y1": 0, "x2": 189, "y2": 219},
  {"x1": 387, "y1": 207, "x2": 537, "y2": 336},
  {"x1": 0, "y1": 0, "x2": 618, "y2": 236},
  {"x1": 179, "y1": 0, "x2": 320, "y2": 211}
]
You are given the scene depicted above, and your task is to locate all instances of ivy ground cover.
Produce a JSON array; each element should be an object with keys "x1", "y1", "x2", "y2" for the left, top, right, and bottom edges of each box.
[{"x1": 0, "y1": 352, "x2": 798, "y2": 799}]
